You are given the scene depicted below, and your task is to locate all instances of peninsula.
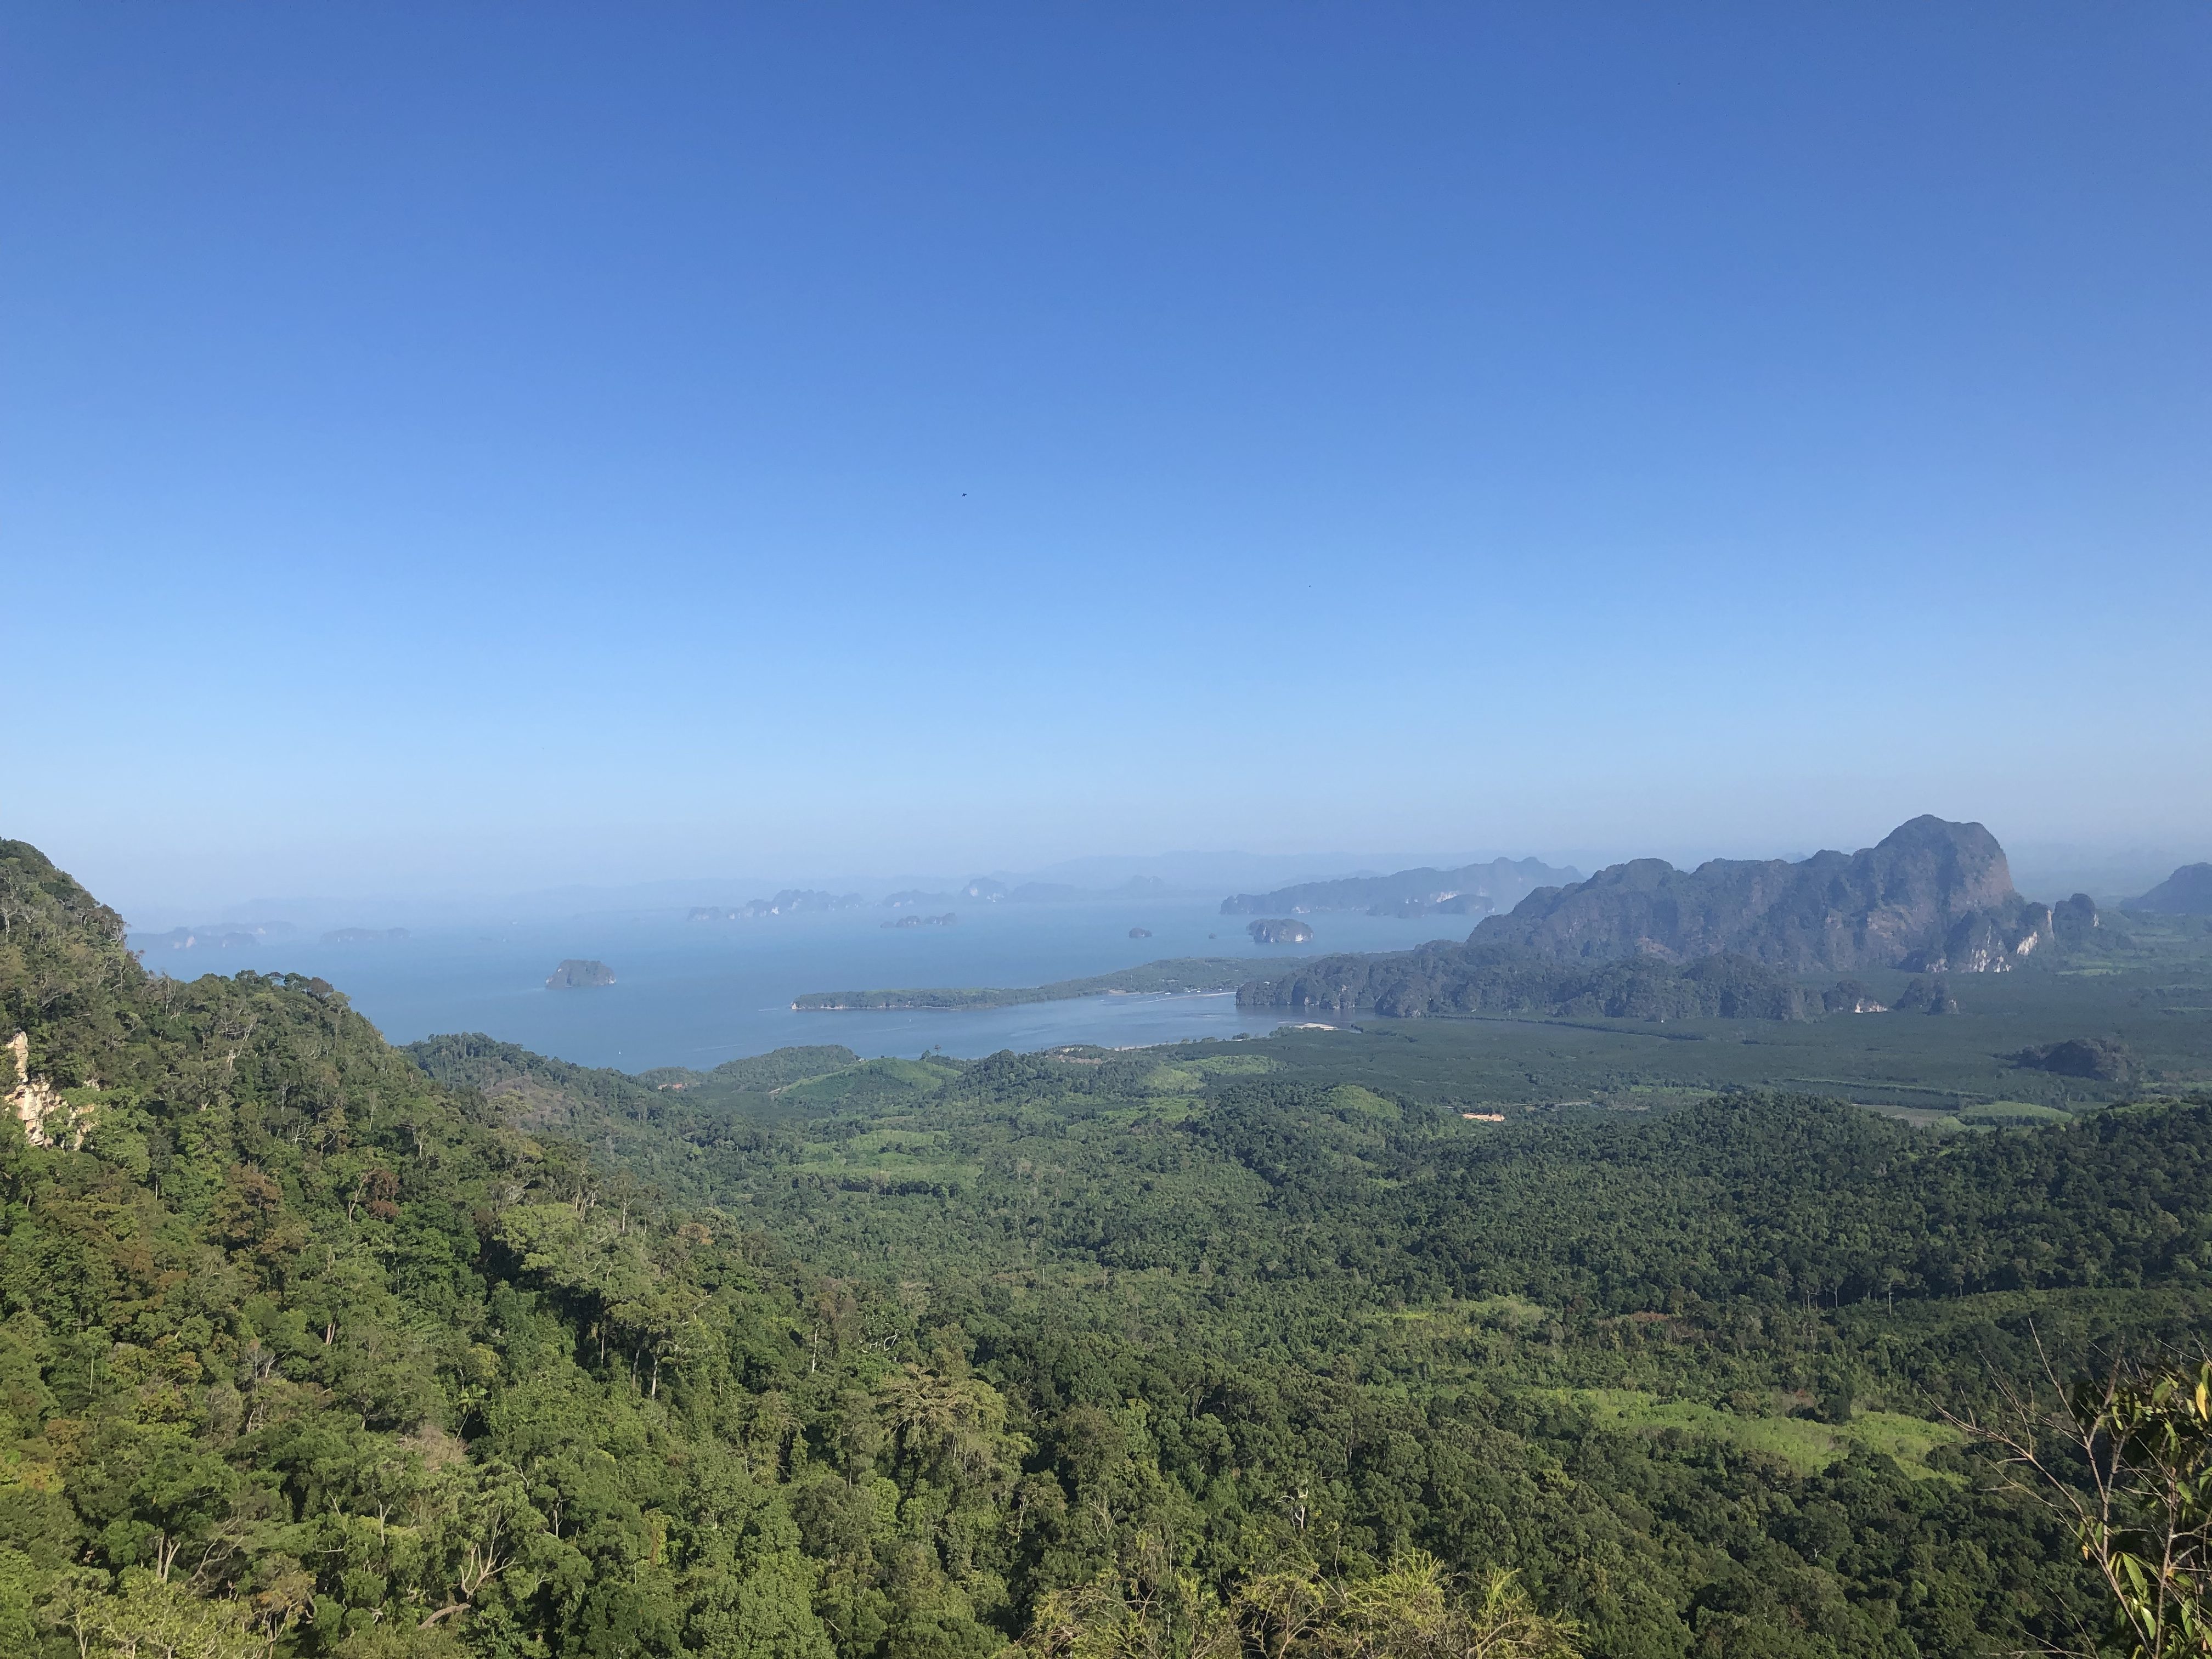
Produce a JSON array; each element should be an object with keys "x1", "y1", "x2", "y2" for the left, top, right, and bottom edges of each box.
[{"x1": 792, "y1": 955, "x2": 1289, "y2": 1011}]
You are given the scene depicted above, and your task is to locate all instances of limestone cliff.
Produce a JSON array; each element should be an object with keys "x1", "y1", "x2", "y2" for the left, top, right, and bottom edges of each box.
[{"x1": 1467, "y1": 816, "x2": 2051, "y2": 973}]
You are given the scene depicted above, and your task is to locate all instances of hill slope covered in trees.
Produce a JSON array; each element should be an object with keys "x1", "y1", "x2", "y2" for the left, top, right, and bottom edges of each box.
[{"x1": 4, "y1": 836, "x2": 2210, "y2": 1657}]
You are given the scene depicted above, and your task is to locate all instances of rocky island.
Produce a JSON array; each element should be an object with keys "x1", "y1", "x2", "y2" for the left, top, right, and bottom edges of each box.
[
  {"x1": 545, "y1": 958, "x2": 616, "y2": 989},
  {"x1": 1246, "y1": 917, "x2": 1314, "y2": 945}
]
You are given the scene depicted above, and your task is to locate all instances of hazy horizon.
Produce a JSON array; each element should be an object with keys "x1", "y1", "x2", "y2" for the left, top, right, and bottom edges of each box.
[
  {"x1": 89, "y1": 826, "x2": 2210, "y2": 934},
  {"x1": 9, "y1": 4, "x2": 2208, "y2": 919}
]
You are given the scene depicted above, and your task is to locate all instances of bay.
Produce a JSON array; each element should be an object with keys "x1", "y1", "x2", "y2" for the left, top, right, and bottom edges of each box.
[{"x1": 136, "y1": 896, "x2": 1469, "y2": 1069}]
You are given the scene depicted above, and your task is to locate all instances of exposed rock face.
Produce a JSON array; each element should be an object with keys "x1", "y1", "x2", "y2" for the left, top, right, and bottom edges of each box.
[
  {"x1": 1469, "y1": 816, "x2": 2050, "y2": 973},
  {"x1": 1246, "y1": 918, "x2": 1314, "y2": 945},
  {"x1": 545, "y1": 960, "x2": 616, "y2": 989},
  {"x1": 1821, "y1": 981, "x2": 1888, "y2": 1013},
  {"x1": 2126, "y1": 864, "x2": 2212, "y2": 916},
  {"x1": 6, "y1": 1030, "x2": 93, "y2": 1148},
  {"x1": 1913, "y1": 903, "x2": 2053, "y2": 974}
]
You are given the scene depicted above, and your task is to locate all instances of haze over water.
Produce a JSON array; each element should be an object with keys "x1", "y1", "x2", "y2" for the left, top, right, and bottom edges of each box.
[{"x1": 139, "y1": 897, "x2": 1463, "y2": 1069}]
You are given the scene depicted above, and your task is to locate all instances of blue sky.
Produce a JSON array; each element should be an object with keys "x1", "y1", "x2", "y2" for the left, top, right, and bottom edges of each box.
[{"x1": 7, "y1": 3, "x2": 2208, "y2": 907}]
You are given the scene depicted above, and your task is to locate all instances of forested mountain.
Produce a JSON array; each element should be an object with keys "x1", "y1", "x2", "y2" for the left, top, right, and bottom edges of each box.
[
  {"x1": 3, "y1": 833, "x2": 2208, "y2": 1657},
  {"x1": 1221, "y1": 858, "x2": 1579, "y2": 919},
  {"x1": 2128, "y1": 861, "x2": 2212, "y2": 916},
  {"x1": 1465, "y1": 816, "x2": 2056, "y2": 973}
]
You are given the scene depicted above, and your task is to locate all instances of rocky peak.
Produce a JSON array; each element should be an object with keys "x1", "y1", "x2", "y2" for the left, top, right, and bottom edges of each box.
[{"x1": 1470, "y1": 816, "x2": 2045, "y2": 973}]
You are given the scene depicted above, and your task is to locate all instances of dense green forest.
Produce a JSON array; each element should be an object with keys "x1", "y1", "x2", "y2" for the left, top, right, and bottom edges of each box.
[
  {"x1": 4, "y1": 837, "x2": 2210, "y2": 1657},
  {"x1": 1236, "y1": 946, "x2": 1877, "y2": 1022}
]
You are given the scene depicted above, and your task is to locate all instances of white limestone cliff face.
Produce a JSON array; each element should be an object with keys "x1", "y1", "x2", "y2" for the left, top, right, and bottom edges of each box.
[
  {"x1": 1908, "y1": 901, "x2": 2055, "y2": 973},
  {"x1": 7, "y1": 1029, "x2": 94, "y2": 1149}
]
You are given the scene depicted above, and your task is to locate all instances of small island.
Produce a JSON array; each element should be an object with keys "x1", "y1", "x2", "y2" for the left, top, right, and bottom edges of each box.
[
  {"x1": 546, "y1": 959, "x2": 616, "y2": 989},
  {"x1": 1246, "y1": 917, "x2": 1313, "y2": 945},
  {"x1": 1128, "y1": 927, "x2": 1152, "y2": 939}
]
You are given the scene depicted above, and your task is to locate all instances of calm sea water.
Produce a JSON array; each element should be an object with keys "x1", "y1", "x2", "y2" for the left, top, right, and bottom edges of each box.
[{"x1": 140, "y1": 898, "x2": 1465, "y2": 1070}]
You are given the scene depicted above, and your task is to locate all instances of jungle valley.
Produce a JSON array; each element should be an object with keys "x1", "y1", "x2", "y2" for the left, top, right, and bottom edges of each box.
[{"x1": 4, "y1": 831, "x2": 2211, "y2": 1659}]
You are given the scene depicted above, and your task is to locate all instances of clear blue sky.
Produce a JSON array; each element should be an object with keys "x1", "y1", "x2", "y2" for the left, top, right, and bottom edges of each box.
[{"x1": 7, "y1": 3, "x2": 2208, "y2": 907}]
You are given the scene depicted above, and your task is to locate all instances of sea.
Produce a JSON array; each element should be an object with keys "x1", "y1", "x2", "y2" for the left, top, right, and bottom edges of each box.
[{"x1": 135, "y1": 898, "x2": 1469, "y2": 1072}]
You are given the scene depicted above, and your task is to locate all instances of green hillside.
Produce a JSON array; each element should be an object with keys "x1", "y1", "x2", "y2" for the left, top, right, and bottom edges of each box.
[{"x1": 3, "y1": 836, "x2": 2209, "y2": 1657}]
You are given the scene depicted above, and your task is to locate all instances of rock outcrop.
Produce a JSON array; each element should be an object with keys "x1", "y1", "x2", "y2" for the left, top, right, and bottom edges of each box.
[
  {"x1": 6, "y1": 1030, "x2": 93, "y2": 1148},
  {"x1": 2052, "y1": 893, "x2": 2100, "y2": 944},
  {"x1": 1892, "y1": 977, "x2": 1959, "y2": 1015},
  {"x1": 1467, "y1": 816, "x2": 2050, "y2": 973},
  {"x1": 1821, "y1": 981, "x2": 1888, "y2": 1013},
  {"x1": 1246, "y1": 918, "x2": 1314, "y2": 945}
]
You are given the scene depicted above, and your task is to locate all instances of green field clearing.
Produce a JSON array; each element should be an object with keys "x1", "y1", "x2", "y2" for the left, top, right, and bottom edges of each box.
[{"x1": 1555, "y1": 1388, "x2": 1962, "y2": 1477}]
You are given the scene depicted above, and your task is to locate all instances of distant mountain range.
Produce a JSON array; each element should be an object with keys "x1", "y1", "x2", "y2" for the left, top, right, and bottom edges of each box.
[
  {"x1": 129, "y1": 920, "x2": 297, "y2": 952},
  {"x1": 1239, "y1": 816, "x2": 2083, "y2": 1018},
  {"x1": 2126, "y1": 863, "x2": 2212, "y2": 915},
  {"x1": 689, "y1": 890, "x2": 862, "y2": 921},
  {"x1": 884, "y1": 876, "x2": 1169, "y2": 909},
  {"x1": 1220, "y1": 856, "x2": 1581, "y2": 919}
]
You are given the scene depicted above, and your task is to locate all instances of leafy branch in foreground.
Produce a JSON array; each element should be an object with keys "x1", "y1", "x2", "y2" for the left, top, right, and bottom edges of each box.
[
  {"x1": 1957, "y1": 1349, "x2": 2211, "y2": 1658},
  {"x1": 1015, "y1": 1538, "x2": 1582, "y2": 1659}
]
